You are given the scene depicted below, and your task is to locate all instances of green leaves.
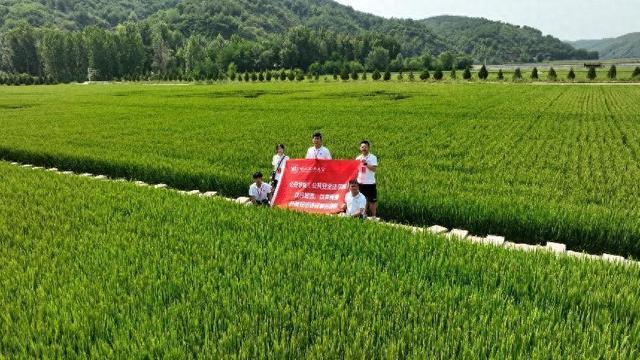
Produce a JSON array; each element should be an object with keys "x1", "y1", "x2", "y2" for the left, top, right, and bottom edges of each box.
[
  {"x1": 1, "y1": 83, "x2": 640, "y2": 258},
  {"x1": 1, "y1": 162, "x2": 640, "y2": 357}
]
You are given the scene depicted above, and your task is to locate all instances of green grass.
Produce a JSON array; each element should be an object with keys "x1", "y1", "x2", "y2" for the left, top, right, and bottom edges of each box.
[
  {"x1": 1, "y1": 82, "x2": 640, "y2": 258},
  {"x1": 1, "y1": 162, "x2": 639, "y2": 358}
]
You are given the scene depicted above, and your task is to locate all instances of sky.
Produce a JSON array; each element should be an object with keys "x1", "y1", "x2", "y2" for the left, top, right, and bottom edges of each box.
[{"x1": 333, "y1": 0, "x2": 639, "y2": 41}]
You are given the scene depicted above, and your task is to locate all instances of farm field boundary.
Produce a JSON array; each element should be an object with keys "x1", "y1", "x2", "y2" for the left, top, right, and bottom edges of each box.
[{"x1": 5, "y1": 160, "x2": 637, "y2": 266}]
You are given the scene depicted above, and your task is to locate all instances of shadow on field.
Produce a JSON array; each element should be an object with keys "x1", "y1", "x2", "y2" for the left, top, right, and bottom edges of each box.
[
  {"x1": 163, "y1": 89, "x2": 310, "y2": 99},
  {"x1": 0, "y1": 104, "x2": 34, "y2": 110},
  {"x1": 320, "y1": 90, "x2": 414, "y2": 101}
]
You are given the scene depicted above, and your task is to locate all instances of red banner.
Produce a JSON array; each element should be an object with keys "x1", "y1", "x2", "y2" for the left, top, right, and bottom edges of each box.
[{"x1": 272, "y1": 159, "x2": 360, "y2": 214}]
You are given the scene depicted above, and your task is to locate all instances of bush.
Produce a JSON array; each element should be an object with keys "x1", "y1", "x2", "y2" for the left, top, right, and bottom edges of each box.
[
  {"x1": 433, "y1": 68, "x2": 443, "y2": 80},
  {"x1": 632, "y1": 66, "x2": 640, "y2": 79},
  {"x1": 308, "y1": 62, "x2": 322, "y2": 76},
  {"x1": 362, "y1": 72, "x2": 367, "y2": 80},
  {"x1": 462, "y1": 67, "x2": 472, "y2": 80},
  {"x1": 478, "y1": 65, "x2": 488, "y2": 80},
  {"x1": 547, "y1": 67, "x2": 557, "y2": 81},
  {"x1": 450, "y1": 69, "x2": 457, "y2": 80},
  {"x1": 295, "y1": 71, "x2": 305, "y2": 81},
  {"x1": 287, "y1": 70, "x2": 295, "y2": 81},
  {"x1": 314, "y1": 72, "x2": 320, "y2": 81},
  {"x1": 513, "y1": 68, "x2": 522, "y2": 81},
  {"x1": 497, "y1": 69, "x2": 504, "y2": 81},
  {"x1": 279, "y1": 70, "x2": 287, "y2": 81},
  {"x1": 19, "y1": 73, "x2": 33, "y2": 85},
  {"x1": 266, "y1": 71, "x2": 272, "y2": 81},
  {"x1": 340, "y1": 68, "x2": 350, "y2": 81},
  {"x1": 372, "y1": 70, "x2": 381, "y2": 81},
  {"x1": 350, "y1": 70, "x2": 359, "y2": 80},
  {"x1": 397, "y1": 72, "x2": 403, "y2": 81},
  {"x1": 383, "y1": 70, "x2": 391, "y2": 81},
  {"x1": 251, "y1": 73, "x2": 258, "y2": 82},
  {"x1": 587, "y1": 67, "x2": 597, "y2": 81},
  {"x1": 333, "y1": 69, "x2": 338, "y2": 80},
  {"x1": 567, "y1": 68, "x2": 576, "y2": 81},
  {"x1": 607, "y1": 65, "x2": 617, "y2": 80},
  {"x1": 408, "y1": 71, "x2": 415, "y2": 81},
  {"x1": 243, "y1": 72, "x2": 250, "y2": 82},
  {"x1": 531, "y1": 67, "x2": 539, "y2": 80},
  {"x1": 419, "y1": 70, "x2": 430, "y2": 80}
]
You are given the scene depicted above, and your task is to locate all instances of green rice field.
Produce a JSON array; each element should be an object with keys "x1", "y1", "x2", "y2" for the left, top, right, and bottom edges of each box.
[
  {"x1": 1, "y1": 162, "x2": 639, "y2": 358},
  {"x1": 1, "y1": 82, "x2": 640, "y2": 258}
]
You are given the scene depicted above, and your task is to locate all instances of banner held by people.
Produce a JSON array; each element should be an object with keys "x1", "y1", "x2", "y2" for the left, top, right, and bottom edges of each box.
[{"x1": 271, "y1": 159, "x2": 360, "y2": 214}]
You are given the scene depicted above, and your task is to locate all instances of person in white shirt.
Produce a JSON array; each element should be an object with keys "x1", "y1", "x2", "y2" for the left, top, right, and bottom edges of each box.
[
  {"x1": 305, "y1": 132, "x2": 332, "y2": 160},
  {"x1": 342, "y1": 180, "x2": 367, "y2": 218},
  {"x1": 271, "y1": 143, "x2": 289, "y2": 189},
  {"x1": 249, "y1": 172, "x2": 272, "y2": 206},
  {"x1": 356, "y1": 140, "x2": 378, "y2": 218}
]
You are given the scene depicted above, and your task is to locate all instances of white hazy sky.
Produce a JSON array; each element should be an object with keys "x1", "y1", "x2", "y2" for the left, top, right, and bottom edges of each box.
[{"x1": 334, "y1": 0, "x2": 639, "y2": 40}]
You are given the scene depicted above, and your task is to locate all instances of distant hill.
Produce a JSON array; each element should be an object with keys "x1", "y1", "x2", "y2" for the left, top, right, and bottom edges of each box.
[
  {"x1": 569, "y1": 33, "x2": 640, "y2": 59},
  {"x1": 421, "y1": 15, "x2": 597, "y2": 63},
  {"x1": 0, "y1": 0, "x2": 594, "y2": 62}
]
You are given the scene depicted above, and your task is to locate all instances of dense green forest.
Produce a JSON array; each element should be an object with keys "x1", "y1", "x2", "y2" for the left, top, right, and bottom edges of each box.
[
  {"x1": 570, "y1": 33, "x2": 640, "y2": 60},
  {"x1": 0, "y1": 0, "x2": 598, "y2": 82}
]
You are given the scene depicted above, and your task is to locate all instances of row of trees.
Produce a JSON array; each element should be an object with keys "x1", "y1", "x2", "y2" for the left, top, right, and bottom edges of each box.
[
  {"x1": 4, "y1": 66, "x2": 639, "y2": 85},
  {"x1": 0, "y1": 24, "x2": 476, "y2": 83}
]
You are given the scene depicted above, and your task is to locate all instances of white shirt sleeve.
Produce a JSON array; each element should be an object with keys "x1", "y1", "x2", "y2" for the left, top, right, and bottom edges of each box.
[
  {"x1": 357, "y1": 194, "x2": 367, "y2": 210},
  {"x1": 369, "y1": 155, "x2": 378, "y2": 166},
  {"x1": 249, "y1": 184, "x2": 257, "y2": 198},
  {"x1": 264, "y1": 183, "x2": 272, "y2": 194},
  {"x1": 325, "y1": 149, "x2": 332, "y2": 160},
  {"x1": 305, "y1": 148, "x2": 314, "y2": 159}
]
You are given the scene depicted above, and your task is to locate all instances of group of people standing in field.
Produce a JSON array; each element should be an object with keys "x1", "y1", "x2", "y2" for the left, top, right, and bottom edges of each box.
[{"x1": 248, "y1": 132, "x2": 379, "y2": 219}]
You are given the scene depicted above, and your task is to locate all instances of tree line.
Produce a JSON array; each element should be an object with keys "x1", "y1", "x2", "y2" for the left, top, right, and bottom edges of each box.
[{"x1": 0, "y1": 23, "x2": 478, "y2": 84}]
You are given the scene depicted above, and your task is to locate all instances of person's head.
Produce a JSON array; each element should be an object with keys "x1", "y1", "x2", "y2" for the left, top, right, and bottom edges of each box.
[
  {"x1": 312, "y1": 132, "x2": 323, "y2": 148},
  {"x1": 275, "y1": 143, "x2": 285, "y2": 155},
  {"x1": 349, "y1": 180, "x2": 359, "y2": 196},
  {"x1": 360, "y1": 140, "x2": 370, "y2": 155},
  {"x1": 253, "y1": 171, "x2": 264, "y2": 185}
]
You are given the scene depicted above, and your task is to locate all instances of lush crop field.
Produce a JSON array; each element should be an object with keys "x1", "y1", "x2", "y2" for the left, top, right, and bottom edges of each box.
[
  {"x1": 1, "y1": 82, "x2": 640, "y2": 258},
  {"x1": 1, "y1": 162, "x2": 639, "y2": 357}
]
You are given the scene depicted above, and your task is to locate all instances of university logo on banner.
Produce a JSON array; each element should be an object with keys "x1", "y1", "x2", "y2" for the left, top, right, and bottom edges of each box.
[{"x1": 272, "y1": 159, "x2": 360, "y2": 214}]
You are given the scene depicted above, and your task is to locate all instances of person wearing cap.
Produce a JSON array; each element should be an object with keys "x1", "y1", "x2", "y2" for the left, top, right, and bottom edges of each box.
[
  {"x1": 305, "y1": 132, "x2": 332, "y2": 160},
  {"x1": 341, "y1": 180, "x2": 367, "y2": 218},
  {"x1": 356, "y1": 140, "x2": 378, "y2": 218},
  {"x1": 249, "y1": 172, "x2": 272, "y2": 205}
]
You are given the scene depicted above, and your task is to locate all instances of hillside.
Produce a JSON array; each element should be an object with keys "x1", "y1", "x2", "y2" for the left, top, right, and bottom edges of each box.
[
  {"x1": 421, "y1": 15, "x2": 597, "y2": 63},
  {"x1": 569, "y1": 33, "x2": 640, "y2": 59},
  {"x1": 0, "y1": 0, "x2": 592, "y2": 62}
]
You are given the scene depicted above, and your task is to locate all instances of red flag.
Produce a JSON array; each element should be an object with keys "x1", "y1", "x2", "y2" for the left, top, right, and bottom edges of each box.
[{"x1": 272, "y1": 159, "x2": 360, "y2": 214}]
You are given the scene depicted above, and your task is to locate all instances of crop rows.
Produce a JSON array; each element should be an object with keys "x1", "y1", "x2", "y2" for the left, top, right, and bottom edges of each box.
[
  {"x1": 1, "y1": 82, "x2": 640, "y2": 258},
  {"x1": 1, "y1": 162, "x2": 639, "y2": 357}
]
